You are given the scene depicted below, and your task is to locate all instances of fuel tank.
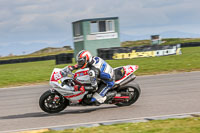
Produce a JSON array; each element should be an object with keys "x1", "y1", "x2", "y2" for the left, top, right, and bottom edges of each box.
[{"x1": 73, "y1": 68, "x2": 91, "y2": 85}]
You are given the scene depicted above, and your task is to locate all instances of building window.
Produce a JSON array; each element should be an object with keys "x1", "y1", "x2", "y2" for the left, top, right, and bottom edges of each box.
[
  {"x1": 99, "y1": 21, "x2": 106, "y2": 32},
  {"x1": 90, "y1": 21, "x2": 98, "y2": 33},
  {"x1": 74, "y1": 22, "x2": 82, "y2": 36},
  {"x1": 90, "y1": 20, "x2": 114, "y2": 33},
  {"x1": 107, "y1": 20, "x2": 114, "y2": 31}
]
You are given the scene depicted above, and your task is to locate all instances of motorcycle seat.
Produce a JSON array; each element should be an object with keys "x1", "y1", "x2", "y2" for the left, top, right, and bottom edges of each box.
[{"x1": 114, "y1": 67, "x2": 125, "y2": 81}]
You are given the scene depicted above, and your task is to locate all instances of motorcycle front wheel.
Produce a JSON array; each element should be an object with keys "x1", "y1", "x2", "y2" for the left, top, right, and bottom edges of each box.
[{"x1": 39, "y1": 90, "x2": 69, "y2": 113}]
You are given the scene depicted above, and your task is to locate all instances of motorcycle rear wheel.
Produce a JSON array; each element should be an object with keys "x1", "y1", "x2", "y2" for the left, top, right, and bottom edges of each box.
[
  {"x1": 39, "y1": 90, "x2": 68, "y2": 113},
  {"x1": 115, "y1": 85, "x2": 141, "y2": 107}
]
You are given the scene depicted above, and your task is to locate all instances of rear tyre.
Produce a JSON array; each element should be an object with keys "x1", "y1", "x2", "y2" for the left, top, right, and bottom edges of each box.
[
  {"x1": 115, "y1": 85, "x2": 141, "y2": 107},
  {"x1": 39, "y1": 90, "x2": 68, "y2": 113}
]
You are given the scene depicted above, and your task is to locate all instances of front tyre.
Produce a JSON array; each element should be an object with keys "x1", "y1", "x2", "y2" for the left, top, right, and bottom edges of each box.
[{"x1": 39, "y1": 90, "x2": 68, "y2": 113}]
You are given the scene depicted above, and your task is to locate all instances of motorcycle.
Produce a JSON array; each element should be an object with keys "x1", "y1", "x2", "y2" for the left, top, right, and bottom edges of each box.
[{"x1": 39, "y1": 65, "x2": 141, "y2": 113}]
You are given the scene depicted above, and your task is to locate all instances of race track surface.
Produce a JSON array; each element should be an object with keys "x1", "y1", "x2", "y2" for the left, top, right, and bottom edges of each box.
[{"x1": 0, "y1": 71, "x2": 200, "y2": 132}]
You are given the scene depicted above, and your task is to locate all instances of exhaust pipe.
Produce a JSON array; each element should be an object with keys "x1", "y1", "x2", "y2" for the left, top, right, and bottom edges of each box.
[{"x1": 119, "y1": 74, "x2": 136, "y2": 87}]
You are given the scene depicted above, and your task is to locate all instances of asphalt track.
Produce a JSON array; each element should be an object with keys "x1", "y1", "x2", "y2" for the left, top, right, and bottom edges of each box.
[{"x1": 0, "y1": 71, "x2": 200, "y2": 132}]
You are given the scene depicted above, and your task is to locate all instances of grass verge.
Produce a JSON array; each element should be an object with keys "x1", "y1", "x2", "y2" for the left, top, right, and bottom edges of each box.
[
  {"x1": 43, "y1": 117, "x2": 200, "y2": 133},
  {"x1": 0, "y1": 47, "x2": 200, "y2": 88}
]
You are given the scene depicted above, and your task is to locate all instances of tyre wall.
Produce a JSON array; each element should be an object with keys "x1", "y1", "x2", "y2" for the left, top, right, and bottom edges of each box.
[{"x1": 0, "y1": 53, "x2": 73, "y2": 65}]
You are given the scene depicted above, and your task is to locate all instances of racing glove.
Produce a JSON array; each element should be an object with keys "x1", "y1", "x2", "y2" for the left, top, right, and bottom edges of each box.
[
  {"x1": 74, "y1": 85, "x2": 85, "y2": 92},
  {"x1": 68, "y1": 64, "x2": 79, "y2": 71}
]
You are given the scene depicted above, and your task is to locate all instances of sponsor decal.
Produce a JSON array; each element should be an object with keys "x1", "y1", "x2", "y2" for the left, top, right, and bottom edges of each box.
[
  {"x1": 112, "y1": 45, "x2": 181, "y2": 59},
  {"x1": 74, "y1": 36, "x2": 84, "y2": 42},
  {"x1": 87, "y1": 32, "x2": 118, "y2": 40},
  {"x1": 58, "y1": 80, "x2": 62, "y2": 84},
  {"x1": 80, "y1": 73, "x2": 84, "y2": 76},
  {"x1": 96, "y1": 33, "x2": 118, "y2": 40},
  {"x1": 74, "y1": 70, "x2": 89, "y2": 79},
  {"x1": 51, "y1": 72, "x2": 63, "y2": 82}
]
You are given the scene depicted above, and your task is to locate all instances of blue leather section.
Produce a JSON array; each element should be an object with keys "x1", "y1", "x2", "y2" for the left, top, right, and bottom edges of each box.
[
  {"x1": 99, "y1": 80, "x2": 115, "y2": 96},
  {"x1": 94, "y1": 57, "x2": 99, "y2": 64},
  {"x1": 100, "y1": 72, "x2": 111, "y2": 80},
  {"x1": 91, "y1": 60, "x2": 114, "y2": 102},
  {"x1": 91, "y1": 97, "x2": 96, "y2": 102},
  {"x1": 91, "y1": 80, "x2": 115, "y2": 102},
  {"x1": 105, "y1": 80, "x2": 115, "y2": 87},
  {"x1": 100, "y1": 62, "x2": 106, "y2": 72},
  {"x1": 100, "y1": 62, "x2": 111, "y2": 80}
]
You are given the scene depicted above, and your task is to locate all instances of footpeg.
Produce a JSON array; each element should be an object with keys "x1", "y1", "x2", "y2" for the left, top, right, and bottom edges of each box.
[
  {"x1": 105, "y1": 91, "x2": 117, "y2": 102},
  {"x1": 106, "y1": 91, "x2": 117, "y2": 97}
]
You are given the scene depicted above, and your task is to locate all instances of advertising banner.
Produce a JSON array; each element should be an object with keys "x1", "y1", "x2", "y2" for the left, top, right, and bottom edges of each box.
[{"x1": 97, "y1": 44, "x2": 182, "y2": 60}]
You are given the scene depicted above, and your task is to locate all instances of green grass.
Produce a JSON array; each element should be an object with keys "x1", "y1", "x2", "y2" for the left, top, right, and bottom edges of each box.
[
  {"x1": 108, "y1": 47, "x2": 200, "y2": 75},
  {"x1": 44, "y1": 117, "x2": 200, "y2": 133},
  {"x1": 0, "y1": 47, "x2": 200, "y2": 88},
  {"x1": 122, "y1": 40, "x2": 150, "y2": 47},
  {"x1": 0, "y1": 60, "x2": 74, "y2": 87},
  {"x1": 121, "y1": 38, "x2": 200, "y2": 47}
]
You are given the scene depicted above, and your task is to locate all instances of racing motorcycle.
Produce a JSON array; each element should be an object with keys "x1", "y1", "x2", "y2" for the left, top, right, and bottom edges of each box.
[{"x1": 39, "y1": 65, "x2": 141, "y2": 113}]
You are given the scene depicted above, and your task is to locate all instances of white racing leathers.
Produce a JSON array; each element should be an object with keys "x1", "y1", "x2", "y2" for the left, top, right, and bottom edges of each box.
[{"x1": 88, "y1": 56, "x2": 115, "y2": 103}]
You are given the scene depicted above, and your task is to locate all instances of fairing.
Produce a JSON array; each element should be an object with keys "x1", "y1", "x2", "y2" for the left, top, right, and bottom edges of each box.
[
  {"x1": 50, "y1": 68, "x2": 87, "y2": 102},
  {"x1": 115, "y1": 65, "x2": 138, "y2": 84},
  {"x1": 73, "y1": 68, "x2": 90, "y2": 85}
]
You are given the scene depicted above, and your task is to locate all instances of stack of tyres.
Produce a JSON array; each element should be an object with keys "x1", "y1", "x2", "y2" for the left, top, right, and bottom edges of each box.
[
  {"x1": 97, "y1": 48, "x2": 114, "y2": 60},
  {"x1": 98, "y1": 48, "x2": 118, "y2": 60},
  {"x1": 0, "y1": 55, "x2": 55, "y2": 65},
  {"x1": 55, "y1": 53, "x2": 73, "y2": 65},
  {"x1": 181, "y1": 42, "x2": 200, "y2": 47}
]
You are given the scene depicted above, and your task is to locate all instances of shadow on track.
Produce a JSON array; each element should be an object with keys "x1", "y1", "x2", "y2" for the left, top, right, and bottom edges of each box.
[{"x1": 0, "y1": 106, "x2": 118, "y2": 120}]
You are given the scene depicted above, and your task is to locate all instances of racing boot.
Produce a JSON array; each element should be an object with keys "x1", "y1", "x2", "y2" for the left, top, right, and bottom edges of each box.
[{"x1": 91, "y1": 92, "x2": 107, "y2": 104}]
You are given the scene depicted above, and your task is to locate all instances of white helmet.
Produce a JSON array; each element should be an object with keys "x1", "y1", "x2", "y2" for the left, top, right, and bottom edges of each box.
[{"x1": 76, "y1": 50, "x2": 92, "y2": 69}]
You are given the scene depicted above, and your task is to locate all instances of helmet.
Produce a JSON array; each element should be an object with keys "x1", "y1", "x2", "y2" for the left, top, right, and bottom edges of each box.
[{"x1": 76, "y1": 50, "x2": 92, "y2": 69}]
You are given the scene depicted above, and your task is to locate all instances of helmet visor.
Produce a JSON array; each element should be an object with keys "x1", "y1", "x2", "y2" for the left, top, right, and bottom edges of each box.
[{"x1": 77, "y1": 56, "x2": 86, "y2": 68}]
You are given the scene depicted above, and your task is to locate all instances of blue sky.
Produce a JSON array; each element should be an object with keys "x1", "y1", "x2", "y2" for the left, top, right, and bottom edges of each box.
[{"x1": 0, "y1": 0, "x2": 200, "y2": 56}]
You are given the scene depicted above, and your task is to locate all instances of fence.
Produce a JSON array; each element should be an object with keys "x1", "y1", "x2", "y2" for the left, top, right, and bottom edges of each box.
[
  {"x1": 180, "y1": 42, "x2": 200, "y2": 47},
  {"x1": 55, "y1": 53, "x2": 73, "y2": 65},
  {"x1": 0, "y1": 53, "x2": 73, "y2": 65}
]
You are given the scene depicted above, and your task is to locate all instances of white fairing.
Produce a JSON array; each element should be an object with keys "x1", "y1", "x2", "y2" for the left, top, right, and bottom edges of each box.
[
  {"x1": 114, "y1": 65, "x2": 138, "y2": 84},
  {"x1": 74, "y1": 68, "x2": 91, "y2": 84},
  {"x1": 76, "y1": 75, "x2": 90, "y2": 84},
  {"x1": 49, "y1": 68, "x2": 88, "y2": 102}
]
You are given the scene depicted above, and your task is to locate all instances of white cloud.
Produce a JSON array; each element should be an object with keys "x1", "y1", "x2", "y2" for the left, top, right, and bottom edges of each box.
[{"x1": 0, "y1": 0, "x2": 200, "y2": 55}]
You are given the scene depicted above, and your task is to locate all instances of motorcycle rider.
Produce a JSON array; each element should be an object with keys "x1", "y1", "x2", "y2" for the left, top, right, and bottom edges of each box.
[{"x1": 62, "y1": 50, "x2": 115, "y2": 104}]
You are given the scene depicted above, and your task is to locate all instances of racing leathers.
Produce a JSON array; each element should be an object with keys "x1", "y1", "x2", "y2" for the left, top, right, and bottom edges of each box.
[
  {"x1": 88, "y1": 56, "x2": 115, "y2": 103},
  {"x1": 66, "y1": 56, "x2": 115, "y2": 103}
]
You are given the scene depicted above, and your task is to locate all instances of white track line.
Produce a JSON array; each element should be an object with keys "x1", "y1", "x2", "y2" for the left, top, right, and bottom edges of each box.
[{"x1": 2, "y1": 111, "x2": 200, "y2": 133}]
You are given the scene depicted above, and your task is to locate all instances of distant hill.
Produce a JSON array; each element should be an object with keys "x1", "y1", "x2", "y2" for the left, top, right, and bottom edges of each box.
[
  {"x1": 32, "y1": 46, "x2": 72, "y2": 54},
  {"x1": 120, "y1": 31, "x2": 200, "y2": 42},
  {"x1": 0, "y1": 46, "x2": 73, "y2": 60},
  {"x1": 121, "y1": 38, "x2": 200, "y2": 47}
]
